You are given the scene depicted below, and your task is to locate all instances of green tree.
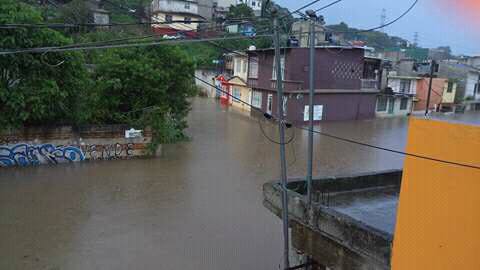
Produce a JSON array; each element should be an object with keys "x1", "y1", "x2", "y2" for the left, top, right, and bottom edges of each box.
[
  {"x1": 0, "y1": 0, "x2": 91, "y2": 129},
  {"x1": 91, "y1": 46, "x2": 197, "y2": 146},
  {"x1": 226, "y1": 3, "x2": 254, "y2": 20}
]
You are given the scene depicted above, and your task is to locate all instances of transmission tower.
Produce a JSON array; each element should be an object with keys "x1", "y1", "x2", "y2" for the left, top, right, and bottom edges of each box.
[{"x1": 380, "y1": 8, "x2": 387, "y2": 33}]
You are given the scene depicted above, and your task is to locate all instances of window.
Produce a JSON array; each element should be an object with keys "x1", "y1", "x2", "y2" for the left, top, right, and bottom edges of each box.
[
  {"x1": 447, "y1": 82, "x2": 454, "y2": 93},
  {"x1": 272, "y1": 55, "x2": 285, "y2": 80},
  {"x1": 251, "y1": 91, "x2": 262, "y2": 108},
  {"x1": 267, "y1": 94, "x2": 273, "y2": 114},
  {"x1": 248, "y1": 57, "x2": 259, "y2": 78},
  {"x1": 282, "y1": 96, "x2": 287, "y2": 116},
  {"x1": 233, "y1": 88, "x2": 241, "y2": 102},
  {"x1": 252, "y1": 1, "x2": 256, "y2": 6},
  {"x1": 235, "y1": 59, "x2": 241, "y2": 74},
  {"x1": 399, "y1": 79, "x2": 411, "y2": 93},
  {"x1": 242, "y1": 60, "x2": 247, "y2": 73},
  {"x1": 184, "y1": 17, "x2": 191, "y2": 24},
  {"x1": 377, "y1": 96, "x2": 388, "y2": 112},
  {"x1": 400, "y1": 98, "x2": 409, "y2": 110},
  {"x1": 165, "y1": 14, "x2": 173, "y2": 22},
  {"x1": 184, "y1": 2, "x2": 190, "y2": 9}
]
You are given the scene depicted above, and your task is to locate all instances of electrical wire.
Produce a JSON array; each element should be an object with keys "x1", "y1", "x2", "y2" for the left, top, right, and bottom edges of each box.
[
  {"x1": 195, "y1": 75, "x2": 480, "y2": 171},
  {"x1": 0, "y1": 34, "x2": 272, "y2": 55},
  {"x1": 0, "y1": 20, "x2": 208, "y2": 29}
]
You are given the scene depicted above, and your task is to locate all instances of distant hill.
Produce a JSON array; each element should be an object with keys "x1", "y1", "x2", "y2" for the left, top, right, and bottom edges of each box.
[{"x1": 327, "y1": 22, "x2": 410, "y2": 50}]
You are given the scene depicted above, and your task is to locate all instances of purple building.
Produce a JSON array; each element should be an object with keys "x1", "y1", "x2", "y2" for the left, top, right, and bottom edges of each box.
[{"x1": 247, "y1": 46, "x2": 382, "y2": 123}]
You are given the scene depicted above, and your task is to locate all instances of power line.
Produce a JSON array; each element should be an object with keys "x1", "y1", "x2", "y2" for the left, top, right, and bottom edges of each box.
[
  {"x1": 194, "y1": 75, "x2": 480, "y2": 171},
  {"x1": 0, "y1": 34, "x2": 273, "y2": 55},
  {"x1": 0, "y1": 20, "x2": 208, "y2": 29}
]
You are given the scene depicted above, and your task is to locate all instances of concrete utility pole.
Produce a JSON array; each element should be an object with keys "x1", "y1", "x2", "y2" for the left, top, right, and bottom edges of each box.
[
  {"x1": 306, "y1": 9, "x2": 317, "y2": 206},
  {"x1": 425, "y1": 60, "x2": 436, "y2": 117},
  {"x1": 272, "y1": 7, "x2": 290, "y2": 270}
]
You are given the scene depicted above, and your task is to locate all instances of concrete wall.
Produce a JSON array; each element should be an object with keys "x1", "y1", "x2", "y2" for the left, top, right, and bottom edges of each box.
[
  {"x1": 258, "y1": 90, "x2": 377, "y2": 122},
  {"x1": 0, "y1": 125, "x2": 154, "y2": 168},
  {"x1": 376, "y1": 96, "x2": 412, "y2": 117},
  {"x1": 392, "y1": 118, "x2": 480, "y2": 270},
  {"x1": 195, "y1": 69, "x2": 217, "y2": 97}
]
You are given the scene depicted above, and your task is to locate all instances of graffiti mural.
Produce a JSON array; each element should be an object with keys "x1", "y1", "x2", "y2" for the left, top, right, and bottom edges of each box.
[
  {"x1": 80, "y1": 143, "x2": 134, "y2": 160},
  {"x1": 0, "y1": 144, "x2": 85, "y2": 167}
]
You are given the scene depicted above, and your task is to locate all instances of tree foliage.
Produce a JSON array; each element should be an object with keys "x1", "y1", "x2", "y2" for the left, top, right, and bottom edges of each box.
[
  {"x1": 0, "y1": 0, "x2": 91, "y2": 129},
  {"x1": 90, "y1": 46, "x2": 197, "y2": 145}
]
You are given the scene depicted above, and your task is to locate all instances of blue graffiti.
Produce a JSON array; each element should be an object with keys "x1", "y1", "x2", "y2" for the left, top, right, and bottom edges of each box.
[{"x1": 0, "y1": 144, "x2": 85, "y2": 167}]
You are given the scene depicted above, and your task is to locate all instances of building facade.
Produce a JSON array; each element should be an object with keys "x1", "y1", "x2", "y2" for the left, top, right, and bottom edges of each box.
[
  {"x1": 413, "y1": 78, "x2": 457, "y2": 113},
  {"x1": 247, "y1": 47, "x2": 381, "y2": 123},
  {"x1": 376, "y1": 75, "x2": 417, "y2": 117},
  {"x1": 151, "y1": 0, "x2": 204, "y2": 36}
]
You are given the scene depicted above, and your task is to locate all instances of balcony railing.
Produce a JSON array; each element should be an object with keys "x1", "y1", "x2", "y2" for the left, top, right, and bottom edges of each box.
[
  {"x1": 361, "y1": 79, "x2": 379, "y2": 90},
  {"x1": 247, "y1": 78, "x2": 258, "y2": 88},
  {"x1": 270, "y1": 80, "x2": 303, "y2": 91}
]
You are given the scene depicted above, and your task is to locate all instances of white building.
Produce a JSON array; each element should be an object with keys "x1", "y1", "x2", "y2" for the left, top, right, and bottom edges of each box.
[
  {"x1": 151, "y1": 0, "x2": 204, "y2": 35},
  {"x1": 376, "y1": 75, "x2": 419, "y2": 117}
]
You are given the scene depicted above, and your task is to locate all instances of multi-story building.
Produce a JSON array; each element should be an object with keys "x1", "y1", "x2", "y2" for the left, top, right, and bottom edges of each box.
[
  {"x1": 437, "y1": 61, "x2": 480, "y2": 110},
  {"x1": 151, "y1": 0, "x2": 205, "y2": 36},
  {"x1": 246, "y1": 46, "x2": 382, "y2": 122},
  {"x1": 412, "y1": 78, "x2": 457, "y2": 113},
  {"x1": 375, "y1": 75, "x2": 418, "y2": 117},
  {"x1": 227, "y1": 52, "x2": 251, "y2": 111}
]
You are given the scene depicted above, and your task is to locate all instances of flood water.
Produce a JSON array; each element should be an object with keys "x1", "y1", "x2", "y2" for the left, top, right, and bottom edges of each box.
[{"x1": 0, "y1": 98, "x2": 409, "y2": 270}]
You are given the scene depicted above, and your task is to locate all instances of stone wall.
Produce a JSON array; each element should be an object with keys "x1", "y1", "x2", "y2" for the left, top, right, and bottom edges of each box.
[{"x1": 0, "y1": 125, "x2": 156, "y2": 168}]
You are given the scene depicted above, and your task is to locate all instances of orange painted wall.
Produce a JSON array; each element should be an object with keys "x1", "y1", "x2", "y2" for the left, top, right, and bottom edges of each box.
[
  {"x1": 391, "y1": 118, "x2": 480, "y2": 270},
  {"x1": 413, "y1": 78, "x2": 446, "y2": 112}
]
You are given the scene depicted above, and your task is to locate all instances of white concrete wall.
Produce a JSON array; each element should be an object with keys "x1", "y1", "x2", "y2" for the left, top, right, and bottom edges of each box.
[
  {"x1": 152, "y1": 0, "x2": 199, "y2": 14},
  {"x1": 152, "y1": 12, "x2": 201, "y2": 31},
  {"x1": 388, "y1": 78, "x2": 417, "y2": 94},
  {"x1": 376, "y1": 96, "x2": 412, "y2": 117},
  {"x1": 195, "y1": 69, "x2": 217, "y2": 97},
  {"x1": 465, "y1": 72, "x2": 479, "y2": 99}
]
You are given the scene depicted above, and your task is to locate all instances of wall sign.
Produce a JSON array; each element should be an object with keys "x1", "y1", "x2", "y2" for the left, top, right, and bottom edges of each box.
[{"x1": 304, "y1": 105, "x2": 324, "y2": 121}]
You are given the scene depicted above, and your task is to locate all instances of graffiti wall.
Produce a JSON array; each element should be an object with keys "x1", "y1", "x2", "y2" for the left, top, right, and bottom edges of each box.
[
  {"x1": 0, "y1": 144, "x2": 85, "y2": 167},
  {"x1": 0, "y1": 125, "x2": 153, "y2": 168}
]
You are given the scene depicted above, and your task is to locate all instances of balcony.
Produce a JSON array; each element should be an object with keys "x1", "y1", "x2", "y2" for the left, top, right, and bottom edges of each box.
[
  {"x1": 247, "y1": 78, "x2": 258, "y2": 88},
  {"x1": 361, "y1": 79, "x2": 379, "y2": 90},
  {"x1": 270, "y1": 80, "x2": 303, "y2": 91}
]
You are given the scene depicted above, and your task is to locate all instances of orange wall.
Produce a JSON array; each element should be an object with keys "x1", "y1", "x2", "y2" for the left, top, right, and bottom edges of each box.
[
  {"x1": 392, "y1": 118, "x2": 480, "y2": 270},
  {"x1": 413, "y1": 78, "x2": 447, "y2": 112}
]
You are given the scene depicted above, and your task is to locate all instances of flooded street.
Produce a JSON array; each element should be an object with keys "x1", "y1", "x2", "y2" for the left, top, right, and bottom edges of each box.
[{"x1": 0, "y1": 98, "x2": 408, "y2": 270}]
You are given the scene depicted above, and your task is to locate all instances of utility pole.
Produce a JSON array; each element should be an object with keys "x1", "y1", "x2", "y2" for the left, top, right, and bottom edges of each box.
[
  {"x1": 306, "y1": 9, "x2": 317, "y2": 206},
  {"x1": 272, "y1": 7, "x2": 290, "y2": 270},
  {"x1": 425, "y1": 60, "x2": 436, "y2": 117}
]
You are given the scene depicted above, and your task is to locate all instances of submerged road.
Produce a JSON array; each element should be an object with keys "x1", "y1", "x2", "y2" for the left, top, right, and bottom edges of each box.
[{"x1": 0, "y1": 98, "x2": 408, "y2": 270}]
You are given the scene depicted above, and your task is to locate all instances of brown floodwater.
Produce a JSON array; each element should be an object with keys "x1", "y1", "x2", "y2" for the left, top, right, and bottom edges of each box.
[{"x1": 0, "y1": 98, "x2": 409, "y2": 270}]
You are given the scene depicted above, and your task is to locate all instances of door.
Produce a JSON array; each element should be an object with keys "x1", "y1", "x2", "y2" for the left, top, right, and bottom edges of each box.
[
  {"x1": 267, "y1": 94, "x2": 273, "y2": 114},
  {"x1": 388, "y1": 97, "x2": 395, "y2": 114}
]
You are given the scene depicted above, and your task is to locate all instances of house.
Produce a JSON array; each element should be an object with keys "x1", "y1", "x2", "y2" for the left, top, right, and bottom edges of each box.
[
  {"x1": 225, "y1": 52, "x2": 252, "y2": 111},
  {"x1": 413, "y1": 78, "x2": 457, "y2": 113},
  {"x1": 290, "y1": 19, "x2": 328, "y2": 48},
  {"x1": 246, "y1": 46, "x2": 381, "y2": 123},
  {"x1": 376, "y1": 75, "x2": 418, "y2": 117},
  {"x1": 437, "y1": 61, "x2": 480, "y2": 110},
  {"x1": 151, "y1": 0, "x2": 205, "y2": 36}
]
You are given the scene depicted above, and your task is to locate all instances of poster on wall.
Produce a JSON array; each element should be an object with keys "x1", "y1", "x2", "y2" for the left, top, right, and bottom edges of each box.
[{"x1": 304, "y1": 105, "x2": 324, "y2": 121}]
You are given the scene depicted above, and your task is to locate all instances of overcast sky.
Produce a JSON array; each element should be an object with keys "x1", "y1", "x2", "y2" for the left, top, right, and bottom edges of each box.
[{"x1": 275, "y1": 0, "x2": 479, "y2": 55}]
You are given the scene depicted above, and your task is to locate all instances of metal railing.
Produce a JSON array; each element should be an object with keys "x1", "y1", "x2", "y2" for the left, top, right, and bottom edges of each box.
[{"x1": 361, "y1": 79, "x2": 379, "y2": 90}]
